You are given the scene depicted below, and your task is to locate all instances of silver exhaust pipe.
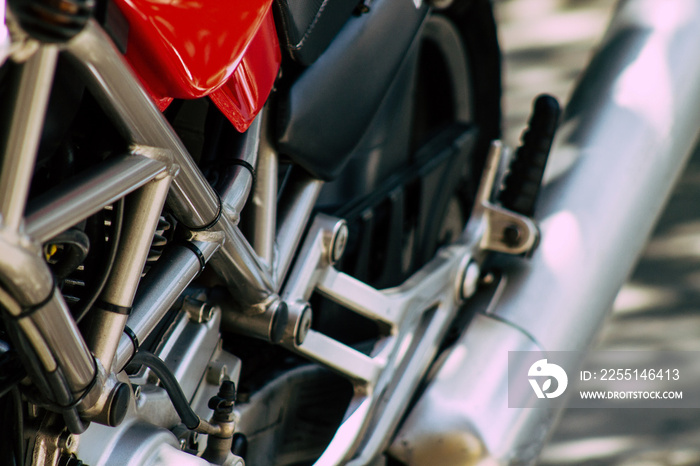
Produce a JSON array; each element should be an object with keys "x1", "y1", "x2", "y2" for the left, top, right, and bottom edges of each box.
[{"x1": 390, "y1": 0, "x2": 700, "y2": 463}]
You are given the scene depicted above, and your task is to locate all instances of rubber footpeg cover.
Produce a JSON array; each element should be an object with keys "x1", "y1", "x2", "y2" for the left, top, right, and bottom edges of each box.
[{"x1": 499, "y1": 94, "x2": 560, "y2": 217}]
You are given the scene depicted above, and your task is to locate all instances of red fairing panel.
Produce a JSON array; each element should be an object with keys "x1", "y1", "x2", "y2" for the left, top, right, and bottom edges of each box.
[
  {"x1": 210, "y1": 12, "x2": 280, "y2": 131},
  {"x1": 114, "y1": 0, "x2": 280, "y2": 131}
]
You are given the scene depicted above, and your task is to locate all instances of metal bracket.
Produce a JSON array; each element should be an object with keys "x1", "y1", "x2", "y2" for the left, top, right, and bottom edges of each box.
[{"x1": 468, "y1": 141, "x2": 539, "y2": 257}]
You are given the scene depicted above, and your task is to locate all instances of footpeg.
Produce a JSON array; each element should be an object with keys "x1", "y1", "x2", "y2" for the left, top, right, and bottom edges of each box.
[
  {"x1": 499, "y1": 94, "x2": 560, "y2": 217},
  {"x1": 467, "y1": 141, "x2": 539, "y2": 256}
]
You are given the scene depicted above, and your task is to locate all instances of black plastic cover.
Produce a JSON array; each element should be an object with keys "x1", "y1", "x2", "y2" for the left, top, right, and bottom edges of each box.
[
  {"x1": 273, "y1": 0, "x2": 360, "y2": 65},
  {"x1": 276, "y1": 0, "x2": 429, "y2": 180}
]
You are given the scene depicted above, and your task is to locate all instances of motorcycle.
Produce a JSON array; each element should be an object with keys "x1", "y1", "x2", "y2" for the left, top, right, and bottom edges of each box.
[{"x1": 0, "y1": 0, "x2": 698, "y2": 463}]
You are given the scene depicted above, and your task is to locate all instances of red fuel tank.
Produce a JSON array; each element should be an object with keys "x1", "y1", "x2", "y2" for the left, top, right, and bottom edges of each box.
[{"x1": 114, "y1": 0, "x2": 280, "y2": 131}]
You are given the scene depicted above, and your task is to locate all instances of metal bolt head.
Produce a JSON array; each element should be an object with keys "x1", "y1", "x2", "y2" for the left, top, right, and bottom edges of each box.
[
  {"x1": 296, "y1": 305, "x2": 313, "y2": 346},
  {"x1": 461, "y1": 261, "x2": 481, "y2": 300},
  {"x1": 330, "y1": 222, "x2": 349, "y2": 264}
]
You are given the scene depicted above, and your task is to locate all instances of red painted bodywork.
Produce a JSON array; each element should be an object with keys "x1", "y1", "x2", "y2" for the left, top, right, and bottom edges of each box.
[{"x1": 114, "y1": 0, "x2": 281, "y2": 131}]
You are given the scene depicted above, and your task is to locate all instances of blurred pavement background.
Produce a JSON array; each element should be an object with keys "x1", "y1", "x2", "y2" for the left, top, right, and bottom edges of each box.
[{"x1": 495, "y1": 0, "x2": 700, "y2": 464}]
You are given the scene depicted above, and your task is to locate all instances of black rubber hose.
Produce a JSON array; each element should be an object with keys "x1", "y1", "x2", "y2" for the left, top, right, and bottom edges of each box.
[{"x1": 130, "y1": 351, "x2": 200, "y2": 429}]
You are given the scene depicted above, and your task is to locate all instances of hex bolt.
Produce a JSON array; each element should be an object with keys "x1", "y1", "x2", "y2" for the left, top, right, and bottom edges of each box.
[{"x1": 461, "y1": 261, "x2": 481, "y2": 300}]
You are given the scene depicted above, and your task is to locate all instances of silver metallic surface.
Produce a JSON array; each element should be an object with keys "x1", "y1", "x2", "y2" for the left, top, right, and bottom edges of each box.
[
  {"x1": 67, "y1": 21, "x2": 277, "y2": 312},
  {"x1": 78, "y1": 361, "x2": 122, "y2": 425},
  {"x1": 281, "y1": 300, "x2": 312, "y2": 346},
  {"x1": 0, "y1": 7, "x2": 8, "y2": 66},
  {"x1": 220, "y1": 297, "x2": 286, "y2": 343},
  {"x1": 274, "y1": 174, "x2": 323, "y2": 287},
  {"x1": 206, "y1": 217, "x2": 276, "y2": 311},
  {"x1": 87, "y1": 311, "x2": 129, "y2": 381},
  {"x1": 79, "y1": 418, "x2": 210, "y2": 466},
  {"x1": 249, "y1": 121, "x2": 277, "y2": 266},
  {"x1": 89, "y1": 175, "x2": 173, "y2": 369},
  {"x1": 100, "y1": 176, "x2": 173, "y2": 307},
  {"x1": 327, "y1": 220, "x2": 348, "y2": 265},
  {"x1": 115, "y1": 241, "x2": 219, "y2": 371},
  {"x1": 279, "y1": 211, "x2": 482, "y2": 463},
  {"x1": 25, "y1": 154, "x2": 167, "y2": 243},
  {"x1": 80, "y1": 311, "x2": 242, "y2": 466},
  {"x1": 389, "y1": 313, "x2": 549, "y2": 465},
  {"x1": 66, "y1": 21, "x2": 220, "y2": 229},
  {"x1": 392, "y1": 1, "x2": 700, "y2": 462},
  {"x1": 0, "y1": 230, "x2": 53, "y2": 305},
  {"x1": 0, "y1": 45, "x2": 57, "y2": 232},
  {"x1": 466, "y1": 141, "x2": 538, "y2": 257},
  {"x1": 0, "y1": 226, "x2": 96, "y2": 394},
  {"x1": 493, "y1": 0, "x2": 700, "y2": 350},
  {"x1": 218, "y1": 112, "x2": 261, "y2": 220},
  {"x1": 33, "y1": 292, "x2": 96, "y2": 390}
]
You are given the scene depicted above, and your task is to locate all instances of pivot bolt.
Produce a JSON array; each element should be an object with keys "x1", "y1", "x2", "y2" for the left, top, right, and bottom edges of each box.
[
  {"x1": 296, "y1": 305, "x2": 313, "y2": 346},
  {"x1": 330, "y1": 221, "x2": 349, "y2": 264}
]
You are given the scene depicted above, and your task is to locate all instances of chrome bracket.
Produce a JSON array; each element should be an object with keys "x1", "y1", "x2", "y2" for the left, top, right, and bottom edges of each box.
[
  {"x1": 274, "y1": 140, "x2": 541, "y2": 464},
  {"x1": 470, "y1": 141, "x2": 539, "y2": 256}
]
